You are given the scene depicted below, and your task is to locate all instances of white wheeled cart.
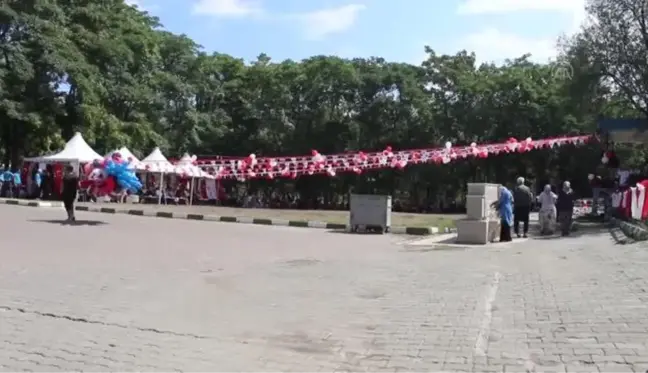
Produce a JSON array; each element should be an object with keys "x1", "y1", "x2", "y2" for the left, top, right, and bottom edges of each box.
[{"x1": 349, "y1": 194, "x2": 392, "y2": 234}]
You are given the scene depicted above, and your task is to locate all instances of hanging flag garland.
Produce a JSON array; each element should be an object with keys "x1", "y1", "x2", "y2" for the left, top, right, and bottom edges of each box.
[{"x1": 194, "y1": 135, "x2": 591, "y2": 180}]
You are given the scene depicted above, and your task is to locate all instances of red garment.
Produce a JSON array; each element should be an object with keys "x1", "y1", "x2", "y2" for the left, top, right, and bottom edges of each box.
[
  {"x1": 52, "y1": 164, "x2": 63, "y2": 196},
  {"x1": 98, "y1": 176, "x2": 116, "y2": 195}
]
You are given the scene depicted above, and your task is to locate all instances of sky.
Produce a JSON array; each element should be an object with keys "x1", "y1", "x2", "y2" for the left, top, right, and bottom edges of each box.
[{"x1": 125, "y1": 0, "x2": 587, "y2": 65}]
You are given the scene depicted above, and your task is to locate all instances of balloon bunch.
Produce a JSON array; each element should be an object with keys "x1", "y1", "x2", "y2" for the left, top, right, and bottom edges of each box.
[{"x1": 82, "y1": 152, "x2": 143, "y2": 196}]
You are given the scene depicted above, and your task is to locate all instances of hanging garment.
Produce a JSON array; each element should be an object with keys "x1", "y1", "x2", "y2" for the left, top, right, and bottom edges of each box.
[
  {"x1": 611, "y1": 192, "x2": 622, "y2": 208},
  {"x1": 640, "y1": 180, "x2": 648, "y2": 219},
  {"x1": 630, "y1": 187, "x2": 640, "y2": 219},
  {"x1": 205, "y1": 178, "x2": 217, "y2": 200},
  {"x1": 634, "y1": 184, "x2": 646, "y2": 220}
]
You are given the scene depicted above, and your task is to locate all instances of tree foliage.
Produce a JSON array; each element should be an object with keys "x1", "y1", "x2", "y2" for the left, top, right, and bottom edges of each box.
[{"x1": 0, "y1": 0, "x2": 643, "y2": 207}]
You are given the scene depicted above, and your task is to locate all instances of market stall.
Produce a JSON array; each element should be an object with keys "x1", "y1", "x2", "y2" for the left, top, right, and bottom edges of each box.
[
  {"x1": 174, "y1": 153, "x2": 214, "y2": 205},
  {"x1": 597, "y1": 118, "x2": 648, "y2": 219},
  {"x1": 134, "y1": 147, "x2": 176, "y2": 204},
  {"x1": 24, "y1": 132, "x2": 103, "y2": 198}
]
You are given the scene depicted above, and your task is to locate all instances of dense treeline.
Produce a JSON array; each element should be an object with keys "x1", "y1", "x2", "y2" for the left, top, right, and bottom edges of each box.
[{"x1": 1, "y1": 0, "x2": 647, "y2": 208}]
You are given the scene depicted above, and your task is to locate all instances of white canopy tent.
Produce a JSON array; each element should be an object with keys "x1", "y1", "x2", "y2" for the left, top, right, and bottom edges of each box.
[
  {"x1": 174, "y1": 153, "x2": 214, "y2": 205},
  {"x1": 174, "y1": 153, "x2": 213, "y2": 179},
  {"x1": 136, "y1": 147, "x2": 175, "y2": 173},
  {"x1": 105, "y1": 147, "x2": 140, "y2": 163},
  {"x1": 25, "y1": 132, "x2": 102, "y2": 164},
  {"x1": 135, "y1": 147, "x2": 176, "y2": 204}
]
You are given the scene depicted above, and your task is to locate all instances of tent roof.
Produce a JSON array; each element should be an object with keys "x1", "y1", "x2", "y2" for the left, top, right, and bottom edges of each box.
[
  {"x1": 141, "y1": 147, "x2": 171, "y2": 163},
  {"x1": 106, "y1": 147, "x2": 139, "y2": 162},
  {"x1": 136, "y1": 147, "x2": 175, "y2": 172},
  {"x1": 177, "y1": 153, "x2": 192, "y2": 164},
  {"x1": 174, "y1": 153, "x2": 213, "y2": 178},
  {"x1": 25, "y1": 132, "x2": 102, "y2": 163}
]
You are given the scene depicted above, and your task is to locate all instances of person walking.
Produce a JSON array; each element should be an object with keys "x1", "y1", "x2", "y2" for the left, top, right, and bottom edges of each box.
[
  {"x1": 498, "y1": 185, "x2": 514, "y2": 242},
  {"x1": 32, "y1": 167, "x2": 42, "y2": 198},
  {"x1": 513, "y1": 177, "x2": 533, "y2": 238},
  {"x1": 537, "y1": 184, "x2": 558, "y2": 235},
  {"x1": 62, "y1": 164, "x2": 79, "y2": 221},
  {"x1": 557, "y1": 181, "x2": 575, "y2": 236}
]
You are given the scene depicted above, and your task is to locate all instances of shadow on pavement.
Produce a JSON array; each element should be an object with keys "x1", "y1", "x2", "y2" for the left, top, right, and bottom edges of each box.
[
  {"x1": 531, "y1": 224, "x2": 618, "y2": 241},
  {"x1": 28, "y1": 219, "x2": 107, "y2": 226}
]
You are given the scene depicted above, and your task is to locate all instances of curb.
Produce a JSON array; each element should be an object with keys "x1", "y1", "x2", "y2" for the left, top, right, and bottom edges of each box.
[
  {"x1": 0, "y1": 198, "x2": 63, "y2": 208},
  {"x1": 611, "y1": 218, "x2": 648, "y2": 242},
  {"x1": 0, "y1": 198, "x2": 451, "y2": 235},
  {"x1": 74, "y1": 205, "x2": 450, "y2": 235}
]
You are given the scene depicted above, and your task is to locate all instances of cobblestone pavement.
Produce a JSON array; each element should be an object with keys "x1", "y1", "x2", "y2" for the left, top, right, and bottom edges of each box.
[{"x1": 1, "y1": 205, "x2": 648, "y2": 372}]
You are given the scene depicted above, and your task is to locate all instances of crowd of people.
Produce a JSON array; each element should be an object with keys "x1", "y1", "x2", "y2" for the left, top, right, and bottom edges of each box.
[{"x1": 497, "y1": 177, "x2": 577, "y2": 242}]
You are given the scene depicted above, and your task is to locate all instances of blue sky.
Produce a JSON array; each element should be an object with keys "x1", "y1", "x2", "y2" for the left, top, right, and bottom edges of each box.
[{"x1": 127, "y1": 0, "x2": 586, "y2": 65}]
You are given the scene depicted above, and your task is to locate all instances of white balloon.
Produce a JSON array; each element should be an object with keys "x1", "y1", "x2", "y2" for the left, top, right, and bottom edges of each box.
[
  {"x1": 445, "y1": 141, "x2": 452, "y2": 150},
  {"x1": 588, "y1": 174, "x2": 594, "y2": 180}
]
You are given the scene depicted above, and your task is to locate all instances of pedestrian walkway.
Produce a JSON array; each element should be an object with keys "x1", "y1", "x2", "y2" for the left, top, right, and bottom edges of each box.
[{"x1": 1, "y1": 204, "x2": 647, "y2": 371}]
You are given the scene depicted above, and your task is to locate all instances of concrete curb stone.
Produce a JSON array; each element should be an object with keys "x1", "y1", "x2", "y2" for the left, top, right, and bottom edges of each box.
[
  {"x1": 1, "y1": 198, "x2": 450, "y2": 235},
  {"x1": 612, "y1": 217, "x2": 648, "y2": 242},
  {"x1": 0, "y1": 198, "x2": 63, "y2": 208}
]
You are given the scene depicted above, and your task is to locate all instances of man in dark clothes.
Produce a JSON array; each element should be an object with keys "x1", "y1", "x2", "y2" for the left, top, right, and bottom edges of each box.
[
  {"x1": 62, "y1": 164, "x2": 79, "y2": 221},
  {"x1": 41, "y1": 166, "x2": 52, "y2": 200},
  {"x1": 512, "y1": 176, "x2": 534, "y2": 238},
  {"x1": 557, "y1": 181, "x2": 575, "y2": 236}
]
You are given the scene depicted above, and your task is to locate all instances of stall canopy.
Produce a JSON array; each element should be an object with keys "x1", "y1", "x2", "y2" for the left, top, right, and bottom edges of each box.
[
  {"x1": 136, "y1": 147, "x2": 175, "y2": 173},
  {"x1": 106, "y1": 147, "x2": 140, "y2": 162},
  {"x1": 25, "y1": 132, "x2": 102, "y2": 163},
  {"x1": 174, "y1": 153, "x2": 214, "y2": 178},
  {"x1": 598, "y1": 118, "x2": 648, "y2": 144}
]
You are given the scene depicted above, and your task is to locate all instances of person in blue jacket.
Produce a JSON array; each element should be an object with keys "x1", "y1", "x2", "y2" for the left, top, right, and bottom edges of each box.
[
  {"x1": 12, "y1": 170, "x2": 21, "y2": 197},
  {"x1": 32, "y1": 167, "x2": 43, "y2": 198},
  {"x1": 498, "y1": 185, "x2": 514, "y2": 242},
  {"x1": 0, "y1": 168, "x2": 12, "y2": 197}
]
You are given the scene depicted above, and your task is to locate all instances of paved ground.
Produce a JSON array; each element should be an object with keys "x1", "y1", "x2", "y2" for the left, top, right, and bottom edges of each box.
[{"x1": 1, "y1": 205, "x2": 648, "y2": 372}]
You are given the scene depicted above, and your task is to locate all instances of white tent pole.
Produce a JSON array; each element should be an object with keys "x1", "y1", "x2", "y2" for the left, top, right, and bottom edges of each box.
[
  {"x1": 189, "y1": 177, "x2": 195, "y2": 205},
  {"x1": 158, "y1": 172, "x2": 164, "y2": 205}
]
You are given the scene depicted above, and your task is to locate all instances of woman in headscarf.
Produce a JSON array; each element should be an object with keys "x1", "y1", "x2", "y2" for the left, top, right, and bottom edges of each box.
[
  {"x1": 498, "y1": 185, "x2": 514, "y2": 242},
  {"x1": 557, "y1": 181, "x2": 575, "y2": 236},
  {"x1": 537, "y1": 184, "x2": 558, "y2": 235}
]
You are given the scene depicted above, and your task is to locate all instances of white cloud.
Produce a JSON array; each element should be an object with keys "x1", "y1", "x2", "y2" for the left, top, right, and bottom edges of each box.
[
  {"x1": 190, "y1": 0, "x2": 364, "y2": 39},
  {"x1": 192, "y1": 0, "x2": 263, "y2": 17},
  {"x1": 454, "y1": 0, "x2": 587, "y2": 63},
  {"x1": 125, "y1": 0, "x2": 141, "y2": 7},
  {"x1": 294, "y1": 4, "x2": 366, "y2": 40},
  {"x1": 457, "y1": 0, "x2": 584, "y2": 14},
  {"x1": 461, "y1": 28, "x2": 558, "y2": 63}
]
